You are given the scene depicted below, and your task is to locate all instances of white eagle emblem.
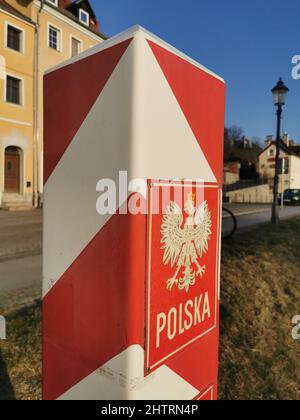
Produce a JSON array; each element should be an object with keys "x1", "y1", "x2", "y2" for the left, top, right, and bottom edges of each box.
[{"x1": 161, "y1": 193, "x2": 212, "y2": 293}]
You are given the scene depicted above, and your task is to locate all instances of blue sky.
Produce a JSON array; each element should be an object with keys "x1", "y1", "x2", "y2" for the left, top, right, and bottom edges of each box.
[{"x1": 92, "y1": 0, "x2": 300, "y2": 145}]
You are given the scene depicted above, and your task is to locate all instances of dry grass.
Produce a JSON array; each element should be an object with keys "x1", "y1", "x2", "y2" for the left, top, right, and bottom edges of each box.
[
  {"x1": 0, "y1": 301, "x2": 41, "y2": 400},
  {"x1": 0, "y1": 218, "x2": 300, "y2": 400},
  {"x1": 219, "y1": 217, "x2": 300, "y2": 400}
]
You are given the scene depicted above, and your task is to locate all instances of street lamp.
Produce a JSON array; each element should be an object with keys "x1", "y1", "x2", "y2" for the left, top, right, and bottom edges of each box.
[{"x1": 271, "y1": 78, "x2": 289, "y2": 224}]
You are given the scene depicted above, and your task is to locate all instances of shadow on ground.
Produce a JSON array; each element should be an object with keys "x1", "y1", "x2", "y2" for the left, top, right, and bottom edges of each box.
[{"x1": 0, "y1": 349, "x2": 15, "y2": 400}]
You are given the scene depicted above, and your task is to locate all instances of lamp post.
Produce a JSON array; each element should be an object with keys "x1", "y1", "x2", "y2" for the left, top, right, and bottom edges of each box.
[{"x1": 271, "y1": 78, "x2": 289, "y2": 224}]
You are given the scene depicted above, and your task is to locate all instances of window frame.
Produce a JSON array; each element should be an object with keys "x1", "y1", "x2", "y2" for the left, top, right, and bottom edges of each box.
[
  {"x1": 79, "y1": 9, "x2": 90, "y2": 26},
  {"x1": 5, "y1": 21, "x2": 25, "y2": 54},
  {"x1": 48, "y1": 23, "x2": 62, "y2": 52},
  {"x1": 70, "y1": 35, "x2": 83, "y2": 58},
  {"x1": 268, "y1": 148, "x2": 275, "y2": 157},
  {"x1": 4, "y1": 73, "x2": 24, "y2": 107},
  {"x1": 46, "y1": 0, "x2": 58, "y2": 7}
]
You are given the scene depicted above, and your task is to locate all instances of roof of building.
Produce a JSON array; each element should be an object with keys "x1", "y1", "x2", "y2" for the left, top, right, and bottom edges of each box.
[
  {"x1": 0, "y1": 0, "x2": 34, "y2": 24},
  {"x1": 50, "y1": 0, "x2": 107, "y2": 39},
  {"x1": 68, "y1": 0, "x2": 96, "y2": 19},
  {"x1": 289, "y1": 145, "x2": 300, "y2": 156},
  {"x1": 258, "y1": 140, "x2": 300, "y2": 159},
  {"x1": 0, "y1": 0, "x2": 107, "y2": 39}
]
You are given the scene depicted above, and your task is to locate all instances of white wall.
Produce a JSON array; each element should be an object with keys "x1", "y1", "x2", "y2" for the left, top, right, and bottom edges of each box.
[
  {"x1": 289, "y1": 156, "x2": 300, "y2": 189},
  {"x1": 226, "y1": 184, "x2": 273, "y2": 204}
]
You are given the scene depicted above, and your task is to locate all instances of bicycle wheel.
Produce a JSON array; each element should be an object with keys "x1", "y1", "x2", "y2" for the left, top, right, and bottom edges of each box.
[{"x1": 222, "y1": 207, "x2": 237, "y2": 239}]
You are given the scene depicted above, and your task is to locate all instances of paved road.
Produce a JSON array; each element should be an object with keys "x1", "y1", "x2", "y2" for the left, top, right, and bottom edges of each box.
[
  {"x1": 0, "y1": 210, "x2": 42, "y2": 309},
  {"x1": 0, "y1": 209, "x2": 42, "y2": 262},
  {"x1": 222, "y1": 204, "x2": 300, "y2": 235},
  {"x1": 0, "y1": 255, "x2": 42, "y2": 310},
  {"x1": 0, "y1": 206, "x2": 300, "y2": 302},
  {"x1": 0, "y1": 255, "x2": 41, "y2": 293}
]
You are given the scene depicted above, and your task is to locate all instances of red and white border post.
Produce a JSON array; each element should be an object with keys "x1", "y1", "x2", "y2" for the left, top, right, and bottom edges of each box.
[{"x1": 43, "y1": 25, "x2": 226, "y2": 400}]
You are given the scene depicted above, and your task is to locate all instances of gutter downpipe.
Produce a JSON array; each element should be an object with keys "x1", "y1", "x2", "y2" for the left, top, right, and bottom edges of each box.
[{"x1": 33, "y1": 0, "x2": 44, "y2": 208}]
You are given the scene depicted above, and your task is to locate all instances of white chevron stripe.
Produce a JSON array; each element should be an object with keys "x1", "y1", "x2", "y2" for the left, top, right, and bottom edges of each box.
[
  {"x1": 43, "y1": 37, "x2": 136, "y2": 296},
  {"x1": 43, "y1": 32, "x2": 217, "y2": 296},
  {"x1": 58, "y1": 345, "x2": 199, "y2": 400}
]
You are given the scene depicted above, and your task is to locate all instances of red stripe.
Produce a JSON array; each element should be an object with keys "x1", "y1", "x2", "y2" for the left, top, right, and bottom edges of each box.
[
  {"x1": 44, "y1": 39, "x2": 133, "y2": 184},
  {"x1": 147, "y1": 40, "x2": 226, "y2": 184},
  {"x1": 43, "y1": 210, "x2": 146, "y2": 400}
]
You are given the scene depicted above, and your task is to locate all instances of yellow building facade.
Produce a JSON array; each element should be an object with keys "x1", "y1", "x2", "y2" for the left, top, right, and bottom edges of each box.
[
  {"x1": 0, "y1": 1, "x2": 35, "y2": 209},
  {"x1": 0, "y1": 0, "x2": 105, "y2": 209}
]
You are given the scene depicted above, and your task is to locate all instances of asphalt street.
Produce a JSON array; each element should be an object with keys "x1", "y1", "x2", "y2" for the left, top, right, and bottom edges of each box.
[
  {"x1": 0, "y1": 210, "x2": 42, "y2": 308},
  {"x1": 0, "y1": 209, "x2": 42, "y2": 262},
  {"x1": 0, "y1": 205, "x2": 300, "y2": 300},
  {"x1": 222, "y1": 204, "x2": 300, "y2": 234},
  {"x1": 0, "y1": 255, "x2": 41, "y2": 294}
]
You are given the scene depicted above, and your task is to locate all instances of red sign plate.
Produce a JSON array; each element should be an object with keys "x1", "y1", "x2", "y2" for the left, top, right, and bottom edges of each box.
[{"x1": 146, "y1": 181, "x2": 221, "y2": 372}]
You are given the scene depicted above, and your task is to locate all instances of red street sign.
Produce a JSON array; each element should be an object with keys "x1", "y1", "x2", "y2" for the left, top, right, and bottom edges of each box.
[{"x1": 146, "y1": 181, "x2": 221, "y2": 372}]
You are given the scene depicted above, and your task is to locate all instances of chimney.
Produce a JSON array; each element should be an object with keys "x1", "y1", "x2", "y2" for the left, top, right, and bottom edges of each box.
[
  {"x1": 265, "y1": 135, "x2": 273, "y2": 146},
  {"x1": 282, "y1": 133, "x2": 290, "y2": 147}
]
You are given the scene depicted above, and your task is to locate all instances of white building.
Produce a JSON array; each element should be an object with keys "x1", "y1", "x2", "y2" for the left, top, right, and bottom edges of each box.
[{"x1": 258, "y1": 134, "x2": 300, "y2": 194}]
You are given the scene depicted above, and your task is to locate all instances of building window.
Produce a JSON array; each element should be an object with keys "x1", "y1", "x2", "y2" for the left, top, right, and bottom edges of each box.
[
  {"x1": 48, "y1": 25, "x2": 61, "y2": 51},
  {"x1": 6, "y1": 75, "x2": 22, "y2": 105},
  {"x1": 71, "y1": 37, "x2": 81, "y2": 57},
  {"x1": 46, "y1": 0, "x2": 58, "y2": 6},
  {"x1": 79, "y1": 9, "x2": 89, "y2": 26},
  {"x1": 269, "y1": 148, "x2": 275, "y2": 157},
  {"x1": 6, "y1": 24, "x2": 23, "y2": 53},
  {"x1": 279, "y1": 158, "x2": 289, "y2": 175}
]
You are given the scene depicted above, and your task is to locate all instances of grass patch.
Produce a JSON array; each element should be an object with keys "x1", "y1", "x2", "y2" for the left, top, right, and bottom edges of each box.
[
  {"x1": 0, "y1": 301, "x2": 41, "y2": 400},
  {"x1": 219, "y1": 217, "x2": 300, "y2": 400},
  {"x1": 0, "y1": 218, "x2": 300, "y2": 400}
]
